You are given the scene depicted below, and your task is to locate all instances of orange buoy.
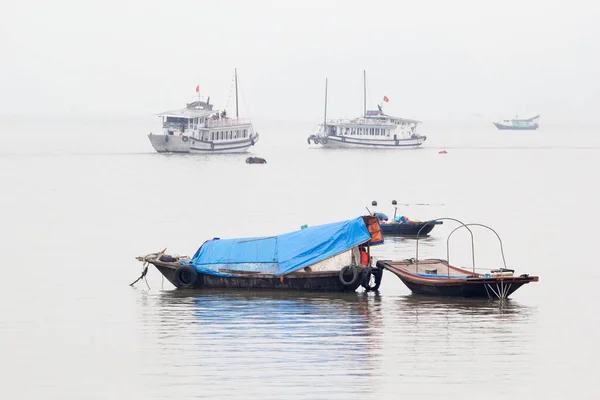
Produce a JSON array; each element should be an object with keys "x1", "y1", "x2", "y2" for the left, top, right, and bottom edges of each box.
[{"x1": 439, "y1": 150, "x2": 448, "y2": 154}]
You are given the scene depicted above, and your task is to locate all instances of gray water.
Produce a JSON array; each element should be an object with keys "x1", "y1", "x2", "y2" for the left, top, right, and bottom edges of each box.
[{"x1": 1, "y1": 116, "x2": 599, "y2": 399}]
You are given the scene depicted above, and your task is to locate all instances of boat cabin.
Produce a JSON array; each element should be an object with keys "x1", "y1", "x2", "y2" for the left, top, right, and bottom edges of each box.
[
  {"x1": 324, "y1": 110, "x2": 421, "y2": 139},
  {"x1": 157, "y1": 97, "x2": 254, "y2": 143}
]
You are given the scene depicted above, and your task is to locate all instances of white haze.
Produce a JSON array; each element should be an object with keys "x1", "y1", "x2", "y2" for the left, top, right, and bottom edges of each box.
[{"x1": 1, "y1": 0, "x2": 599, "y2": 123}]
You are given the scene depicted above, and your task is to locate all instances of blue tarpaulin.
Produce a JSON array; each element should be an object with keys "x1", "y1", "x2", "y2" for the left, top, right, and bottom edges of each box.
[{"x1": 190, "y1": 217, "x2": 376, "y2": 276}]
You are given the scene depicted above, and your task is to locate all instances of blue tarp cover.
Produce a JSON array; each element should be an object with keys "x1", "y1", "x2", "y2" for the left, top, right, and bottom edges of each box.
[{"x1": 190, "y1": 217, "x2": 374, "y2": 276}]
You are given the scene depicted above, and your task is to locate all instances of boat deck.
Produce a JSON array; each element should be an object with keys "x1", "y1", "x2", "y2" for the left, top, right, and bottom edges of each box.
[{"x1": 384, "y1": 259, "x2": 476, "y2": 278}]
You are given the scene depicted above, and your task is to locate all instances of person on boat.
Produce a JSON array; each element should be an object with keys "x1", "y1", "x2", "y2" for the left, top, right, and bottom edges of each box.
[
  {"x1": 221, "y1": 110, "x2": 227, "y2": 119},
  {"x1": 398, "y1": 216, "x2": 413, "y2": 224},
  {"x1": 359, "y1": 246, "x2": 369, "y2": 266},
  {"x1": 373, "y1": 212, "x2": 389, "y2": 223}
]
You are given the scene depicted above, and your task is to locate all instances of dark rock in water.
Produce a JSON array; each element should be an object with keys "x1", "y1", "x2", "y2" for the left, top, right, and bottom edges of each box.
[{"x1": 246, "y1": 157, "x2": 267, "y2": 164}]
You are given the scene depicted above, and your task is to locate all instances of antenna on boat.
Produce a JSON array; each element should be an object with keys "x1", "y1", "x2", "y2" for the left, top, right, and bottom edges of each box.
[
  {"x1": 392, "y1": 200, "x2": 398, "y2": 219},
  {"x1": 323, "y1": 78, "x2": 328, "y2": 132},
  {"x1": 235, "y1": 68, "x2": 239, "y2": 118},
  {"x1": 363, "y1": 70, "x2": 367, "y2": 118}
]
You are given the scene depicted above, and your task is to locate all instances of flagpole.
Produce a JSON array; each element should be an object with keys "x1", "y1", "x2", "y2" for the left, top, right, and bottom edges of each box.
[
  {"x1": 235, "y1": 68, "x2": 239, "y2": 118},
  {"x1": 324, "y1": 78, "x2": 328, "y2": 132},
  {"x1": 363, "y1": 70, "x2": 367, "y2": 118}
]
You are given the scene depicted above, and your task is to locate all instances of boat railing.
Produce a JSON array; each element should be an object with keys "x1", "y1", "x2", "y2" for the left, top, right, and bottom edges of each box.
[
  {"x1": 205, "y1": 118, "x2": 252, "y2": 128},
  {"x1": 414, "y1": 218, "x2": 475, "y2": 276},
  {"x1": 328, "y1": 118, "x2": 395, "y2": 126}
]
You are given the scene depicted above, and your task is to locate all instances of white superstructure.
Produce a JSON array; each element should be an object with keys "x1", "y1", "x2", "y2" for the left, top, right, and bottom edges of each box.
[{"x1": 148, "y1": 70, "x2": 259, "y2": 154}]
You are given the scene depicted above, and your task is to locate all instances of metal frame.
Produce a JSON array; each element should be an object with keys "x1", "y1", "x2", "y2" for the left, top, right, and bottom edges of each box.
[
  {"x1": 415, "y1": 218, "x2": 474, "y2": 275},
  {"x1": 446, "y1": 223, "x2": 508, "y2": 272}
]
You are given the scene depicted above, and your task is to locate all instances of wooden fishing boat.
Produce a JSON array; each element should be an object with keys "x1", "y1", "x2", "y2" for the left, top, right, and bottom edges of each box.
[
  {"x1": 377, "y1": 259, "x2": 538, "y2": 299},
  {"x1": 377, "y1": 218, "x2": 539, "y2": 299},
  {"x1": 133, "y1": 216, "x2": 385, "y2": 292}
]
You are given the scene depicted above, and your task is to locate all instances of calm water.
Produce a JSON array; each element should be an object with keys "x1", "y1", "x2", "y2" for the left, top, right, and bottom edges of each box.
[{"x1": 1, "y1": 116, "x2": 599, "y2": 399}]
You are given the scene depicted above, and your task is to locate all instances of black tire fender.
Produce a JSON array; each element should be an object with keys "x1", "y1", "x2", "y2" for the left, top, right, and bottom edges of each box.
[
  {"x1": 339, "y1": 265, "x2": 359, "y2": 286},
  {"x1": 322, "y1": 138, "x2": 328, "y2": 145},
  {"x1": 182, "y1": 136, "x2": 189, "y2": 142},
  {"x1": 363, "y1": 267, "x2": 383, "y2": 292},
  {"x1": 360, "y1": 268, "x2": 372, "y2": 290},
  {"x1": 174, "y1": 265, "x2": 198, "y2": 289}
]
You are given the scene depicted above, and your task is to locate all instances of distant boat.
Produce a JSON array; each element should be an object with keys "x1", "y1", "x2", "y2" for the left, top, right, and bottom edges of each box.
[
  {"x1": 148, "y1": 69, "x2": 259, "y2": 153},
  {"x1": 307, "y1": 71, "x2": 427, "y2": 149},
  {"x1": 493, "y1": 114, "x2": 540, "y2": 130},
  {"x1": 134, "y1": 216, "x2": 385, "y2": 292},
  {"x1": 369, "y1": 200, "x2": 441, "y2": 236}
]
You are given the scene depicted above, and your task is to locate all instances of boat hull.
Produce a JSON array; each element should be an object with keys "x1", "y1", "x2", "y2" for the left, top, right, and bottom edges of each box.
[
  {"x1": 380, "y1": 220, "x2": 441, "y2": 236},
  {"x1": 493, "y1": 123, "x2": 539, "y2": 130},
  {"x1": 309, "y1": 135, "x2": 426, "y2": 149},
  {"x1": 148, "y1": 133, "x2": 259, "y2": 154},
  {"x1": 151, "y1": 260, "x2": 370, "y2": 292}
]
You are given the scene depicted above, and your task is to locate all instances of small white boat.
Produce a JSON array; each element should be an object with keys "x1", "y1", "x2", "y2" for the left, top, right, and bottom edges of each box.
[
  {"x1": 148, "y1": 69, "x2": 259, "y2": 154},
  {"x1": 493, "y1": 114, "x2": 540, "y2": 130},
  {"x1": 307, "y1": 71, "x2": 426, "y2": 149}
]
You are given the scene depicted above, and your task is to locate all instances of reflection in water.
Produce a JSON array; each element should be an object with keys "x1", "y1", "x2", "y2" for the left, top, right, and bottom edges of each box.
[
  {"x1": 134, "y1": 289, "x2": 537, "y2": 399},
  {"x1": 136, "y1": 290, "x2": 387, "y2": 399}
]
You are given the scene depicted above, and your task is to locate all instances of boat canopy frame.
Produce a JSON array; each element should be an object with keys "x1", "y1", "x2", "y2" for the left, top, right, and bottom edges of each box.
[{"x1": 414, "y1": 218, "x2": 509, "y2": 277}]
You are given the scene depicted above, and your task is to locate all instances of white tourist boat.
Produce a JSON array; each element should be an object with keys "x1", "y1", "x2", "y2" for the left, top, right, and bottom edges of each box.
[
  {"x1": 148, "y1": 69, "x2": 259, "y2": 154},
  {"x1": 307, "y1": 72, "x2": 426, "y2": 149}
]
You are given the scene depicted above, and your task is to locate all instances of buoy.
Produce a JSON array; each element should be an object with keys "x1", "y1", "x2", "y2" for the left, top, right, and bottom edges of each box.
[
  {"x1": 392, "y1": 200, "x2": 397, "y2": 205},
  {"x1": 371, "y1": 200, "x2": 378, "y2": 206},
  {"x1": 439, "y1": 150, "x2": 448, "y2": 154}
]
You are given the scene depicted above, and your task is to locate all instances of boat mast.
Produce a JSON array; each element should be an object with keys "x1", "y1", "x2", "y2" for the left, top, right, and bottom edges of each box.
[
  {"x1": 363, "y1": 70, "x2": 366, "y2": 118},
  {"x1": 235, "y1": 68, "x2": 239, "y2": 118},
  {"x1": 324, "y1": 78, "x2": 328, "y2": 132}
]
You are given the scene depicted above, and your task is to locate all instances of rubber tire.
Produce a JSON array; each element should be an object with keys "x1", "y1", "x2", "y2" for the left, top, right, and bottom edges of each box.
[
  {"x1": 360, "y1": 268, "x2": 372, "y2": 290},
  {"x1": 322, "y1": 138, "x2": 328, "y2": 145},
  {"x1": 364, "y1": 267, "x2": 383, "y2": 292},
  {"x1": 339, "y1": 265, "x2": 359, "y2": 286},
  {"x1": 174, "y1": 265, "x2": 198, "y2": 289},
  {"x1": 182, "y1": 136, "x2": 189, "y2": 142}
]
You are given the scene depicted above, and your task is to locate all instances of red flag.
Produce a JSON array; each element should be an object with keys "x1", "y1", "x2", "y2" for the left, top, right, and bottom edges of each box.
[
  {"x1": 383, "y1": 96, "x2": 389, "y2": 103},
  {"x1": 195, "y1": 85, "x2": 200, "y2": 93}
]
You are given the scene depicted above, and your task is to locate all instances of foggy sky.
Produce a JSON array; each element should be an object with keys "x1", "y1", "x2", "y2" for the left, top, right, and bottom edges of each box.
[{"x1": 2, "y1": 0, "x2": 599, "y2": 122}]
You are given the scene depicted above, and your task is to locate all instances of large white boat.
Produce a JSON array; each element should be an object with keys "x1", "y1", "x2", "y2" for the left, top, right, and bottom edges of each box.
[
  {"x1": 307, "y1": 72, "x2": 426, "y2": 149},
  {"x1": 148, "y1": 69, "x2": 259, "y2": 154}
]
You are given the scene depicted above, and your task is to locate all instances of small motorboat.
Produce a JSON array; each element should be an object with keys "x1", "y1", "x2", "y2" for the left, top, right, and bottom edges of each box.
[
  {"x1": 133, "y1": 216, "x2": 385, "y2": 292},
  {"x1": 376, "y1": 218, "x2": 539, "y2": 299},
  {"x1": 379, "y1": 219, "x2": 443, "y2": 236},
  {"x1": 369, "y1": 200, "x2": 441, "y2": 236}
]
